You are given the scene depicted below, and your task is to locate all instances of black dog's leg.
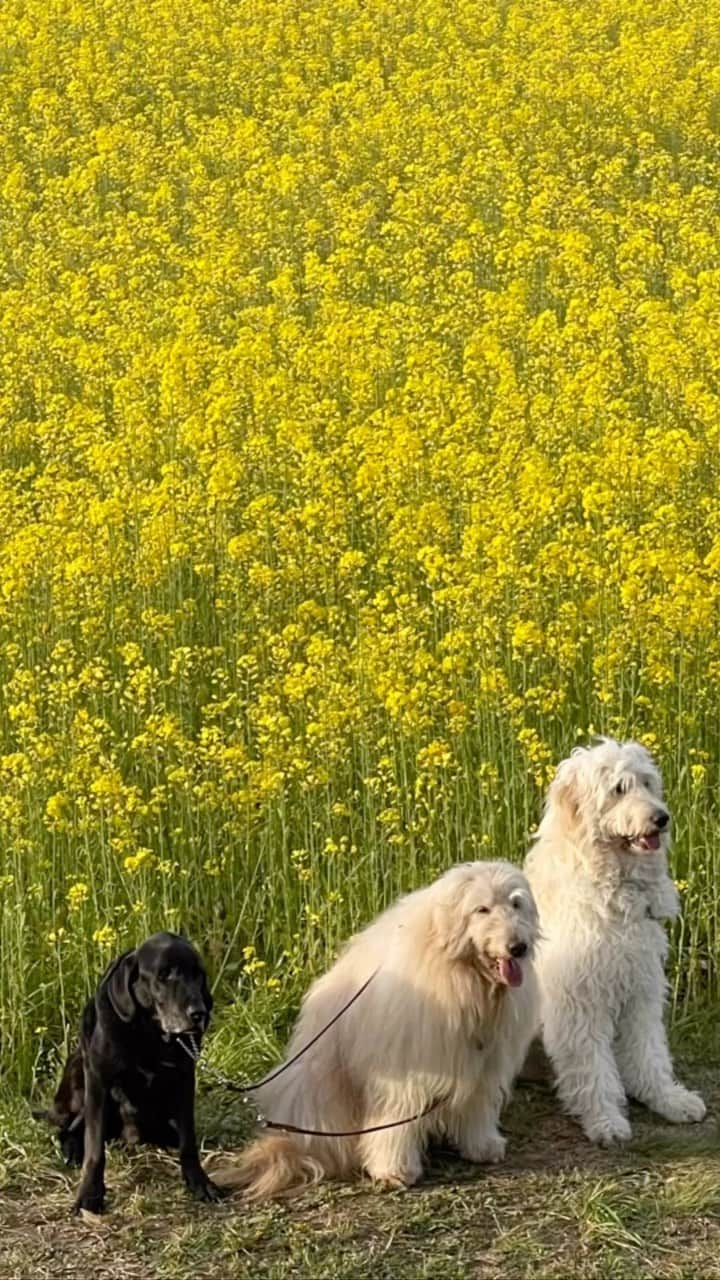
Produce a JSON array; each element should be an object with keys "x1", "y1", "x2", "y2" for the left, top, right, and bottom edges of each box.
[
  {"x1": 47, "y1": 1042, "x2": 86, "y2": 1167},
  {"x1": 111, "y1": 1084, "x2": 142, "y2": 1145},
  {"x1": 176, "y1": 1071, "x2": 221, "y2": 1203},
  {"x1": 60, "y1": 1112, "x2": 86, "y2": 1167},
  {"x1": 74, "y1": 1067, "x2": 108, "y2": 1214}
]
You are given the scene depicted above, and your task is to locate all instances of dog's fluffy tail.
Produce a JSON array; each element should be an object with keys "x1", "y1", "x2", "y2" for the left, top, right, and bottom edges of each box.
[{"x1": 210, "y1": 1133, "x2": 326, "y2": 1201}]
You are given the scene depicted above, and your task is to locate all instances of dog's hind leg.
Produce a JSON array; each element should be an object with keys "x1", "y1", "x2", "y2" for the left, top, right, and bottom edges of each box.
[
  {"x1": 111, "y1": 1085, "x2": 141, "y2": 1145},
  {"x1": 615, "y1": 982, "x2": 706, "y2": 1125},
  {"x1": 60, "y1": 1111, "x2": 85, "y2": 1167},
  {"x1": 44, "y1": 1043, "x2": 87, "y2": 1167}
]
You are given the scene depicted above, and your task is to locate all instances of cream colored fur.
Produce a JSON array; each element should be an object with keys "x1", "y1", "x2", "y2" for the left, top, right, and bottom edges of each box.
[
  {"x1": 214, "y1": 861, "x2": 539, "y2": 1198},
  {"x1": 525, "y1": 738, "x2": 706, "y2": 1145}
]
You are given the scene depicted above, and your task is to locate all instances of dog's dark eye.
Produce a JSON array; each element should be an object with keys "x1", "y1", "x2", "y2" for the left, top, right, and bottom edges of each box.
[
  {"x1": 475, "y1": 906, "x2": 490, "y2": 914},
  {"x1": 614, "y1": 781, "x2": 625, "y2": 796},
  {"x1": 157, "y1": 967, "x2": 170, "y2": 982}
]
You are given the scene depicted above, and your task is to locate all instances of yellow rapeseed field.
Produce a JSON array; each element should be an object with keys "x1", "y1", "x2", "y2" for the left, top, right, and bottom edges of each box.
[{"x1": 1, "y1": 0, "x2": 719, "y2": 1085}]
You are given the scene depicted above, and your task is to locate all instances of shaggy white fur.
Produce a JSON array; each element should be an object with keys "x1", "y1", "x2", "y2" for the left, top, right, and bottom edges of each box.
[
  {"x1": 214, "y1": 861, "x2": 539, "y2": 1199},
  {"x1": 525, "y1": 738, "x2": 706, "y2": 1145}
]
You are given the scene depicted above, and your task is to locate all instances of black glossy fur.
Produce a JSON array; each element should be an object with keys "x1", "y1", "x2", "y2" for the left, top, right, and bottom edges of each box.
[{"x1": 45, "y1": 931, "x2": 221, "y2": 1213}]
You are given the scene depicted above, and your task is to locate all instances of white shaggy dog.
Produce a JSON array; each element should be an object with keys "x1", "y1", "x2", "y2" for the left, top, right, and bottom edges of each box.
[
  {"x1": 525, "y1": 738, "x2": 706, "y2": 1145},
  {"x1": 216, "y1": 861, "x2": 539, "y2": 1198}
]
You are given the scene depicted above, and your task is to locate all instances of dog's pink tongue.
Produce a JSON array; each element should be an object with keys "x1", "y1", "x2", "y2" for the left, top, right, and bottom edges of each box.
[
  {"x1": 638, "y1": 833, "x2": 661, "y2": 852},
  {"x1": 498, "y1": 957, "x2": 523, "y2": 987}
]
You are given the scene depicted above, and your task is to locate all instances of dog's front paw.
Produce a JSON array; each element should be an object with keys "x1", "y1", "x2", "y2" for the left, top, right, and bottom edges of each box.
[
  {"x1": 193, "y1": 1178, "x2": 224, "y2": 1203},
  {"x1": 459, "y1": 1131, "x2": 507, "y2": 1164},
  {"x1": 583, "y1": 1113, "x2": 632, "y2": 1147},
  {"x1": 186, "y1": 1173, "x2": 224, "y2": 1203},
  {"x1": 73, "y1": 1188, "x2": 106, "y2": 1216},
  {"x1": 370, "y1": 1171, "x2": 421, "y2": 1191},
  {"x1": 366, "y1": 1157, "x2": 424, "y2": 1190},
  {"x1": 653, "y1": 1088, "x2": 706, "y2": 1125}
]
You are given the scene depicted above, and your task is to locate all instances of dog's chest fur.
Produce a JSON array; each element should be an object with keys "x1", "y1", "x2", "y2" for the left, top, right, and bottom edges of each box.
[
  {"x1": 606, "y1": 875, "x2": 659, "y2": 924},
  {"x1": 530, "y1": 842, "x2": 676, "y2": 987}
]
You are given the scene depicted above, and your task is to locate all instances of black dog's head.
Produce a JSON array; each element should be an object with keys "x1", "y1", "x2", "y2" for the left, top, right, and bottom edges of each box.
[{"x1": 103, "y1": 932, "x2": 213, "y2": 1037}]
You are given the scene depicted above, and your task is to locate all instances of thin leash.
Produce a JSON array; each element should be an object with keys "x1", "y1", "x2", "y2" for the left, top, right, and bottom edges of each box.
[
  {"x1": 252, "y1": 1099, "x2": 444, "y2": 1139},
  {"x1": 177, "y1": 967, "x2": 445, "y2": 1137}
]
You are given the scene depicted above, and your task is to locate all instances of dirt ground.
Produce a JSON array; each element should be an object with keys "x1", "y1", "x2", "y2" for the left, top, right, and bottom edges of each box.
[{"x1": 2, "y1": 1045, "x2": 718, "y2": 1280}]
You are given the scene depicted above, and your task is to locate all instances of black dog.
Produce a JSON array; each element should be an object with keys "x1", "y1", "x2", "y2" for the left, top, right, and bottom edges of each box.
[{"x1": 45, "y1": 931, "x2": 221, "y2": 1213}]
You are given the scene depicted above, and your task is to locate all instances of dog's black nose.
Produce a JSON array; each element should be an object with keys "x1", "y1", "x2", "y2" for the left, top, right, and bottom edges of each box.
[
  {"x1": 188, "y1": 1007, "x2": 206, "y2": 1027},
  {"x1": 654, "y1": 810, "x2": 669, "y2": 830},
  {"x1": 509, "y1": 941, "x2": 527, "y2": 959}
]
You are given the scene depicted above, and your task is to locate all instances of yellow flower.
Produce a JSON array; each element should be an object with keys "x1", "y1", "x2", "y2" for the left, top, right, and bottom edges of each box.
[
  {"x1": 67, "y1": 882, "x2": 90, "y2": 909},
  {"x1": 2, "y1": 0, "x2": 720, "y2": 1082},
  {"x1": 45, "y1": 793, "x2": 70, "y2": 827},
  {"x1": 92, "y1": 925, "x2": 119, "y2": 948},
  {"x1": 123, "y1": 849, "x2": 152, "y2": 873}
]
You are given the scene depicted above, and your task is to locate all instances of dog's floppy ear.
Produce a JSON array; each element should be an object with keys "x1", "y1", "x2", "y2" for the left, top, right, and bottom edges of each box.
[
  {"x1": 633, "y1": 741, "x2": 664, "y2": 795},
  {"x1": 103, "y1": 950, "x2": 139, "y2": 1022},
  {"x1": 133, "y1": 970, "x2": 154, "y2": 1009},
  {"x1": 430, "y1": 871, "x2": 476, "y2": 961},
  {"x1": 546, "y1": 753, "x2": 584, "y2": 835}
]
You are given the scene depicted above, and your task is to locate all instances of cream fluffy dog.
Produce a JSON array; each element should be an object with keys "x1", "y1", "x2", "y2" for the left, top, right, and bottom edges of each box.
[
  {"x1": 217, "y1": 861, "x2": 539, "y2": 1198},
  {"x1": 525, "y1": 738, "x2": 705, "y2": 1145}
]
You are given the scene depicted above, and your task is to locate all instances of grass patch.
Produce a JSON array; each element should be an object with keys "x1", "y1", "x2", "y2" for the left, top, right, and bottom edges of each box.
[{"x1": 2, "y1": 1045, "x2": 718, "y2": 1280}]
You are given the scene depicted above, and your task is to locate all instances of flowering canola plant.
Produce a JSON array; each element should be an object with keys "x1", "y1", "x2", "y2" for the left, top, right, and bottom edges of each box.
[{"x1": 1, "y1": 0, "x2": 719, "y2": 1085}]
